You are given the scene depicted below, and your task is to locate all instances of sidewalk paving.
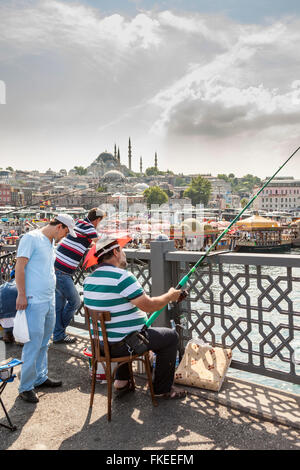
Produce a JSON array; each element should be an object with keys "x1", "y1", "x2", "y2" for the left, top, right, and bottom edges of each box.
[{"x1": 1, "y1": 336, "x2": 300, "y2": 451}]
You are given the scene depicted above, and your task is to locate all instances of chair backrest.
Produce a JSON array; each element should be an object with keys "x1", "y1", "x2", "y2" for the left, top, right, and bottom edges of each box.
[{"x1": 84, "y1": 307, "x2": 111, "y2": 362}]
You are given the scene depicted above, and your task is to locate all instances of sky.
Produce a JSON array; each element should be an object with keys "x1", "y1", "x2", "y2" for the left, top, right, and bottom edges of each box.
[{"x1": 1, "y1": 0, "x2": 300, "y2": 178}]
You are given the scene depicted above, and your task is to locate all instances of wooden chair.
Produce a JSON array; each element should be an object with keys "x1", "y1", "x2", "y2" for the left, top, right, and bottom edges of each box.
[{"x1": 84, "y1": 307, "x2": 157, "y2": 421}]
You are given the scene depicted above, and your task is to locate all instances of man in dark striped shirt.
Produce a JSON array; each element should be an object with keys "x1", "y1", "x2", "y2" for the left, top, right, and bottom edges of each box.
[{"x1": 53, "y1": 208, "x2": 105, "y2": 344}]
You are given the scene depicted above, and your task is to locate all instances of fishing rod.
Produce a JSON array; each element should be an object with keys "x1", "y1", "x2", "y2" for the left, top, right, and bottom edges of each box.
[{"x1": 144, "y1": 145, "x2": 300, "y2": 328}]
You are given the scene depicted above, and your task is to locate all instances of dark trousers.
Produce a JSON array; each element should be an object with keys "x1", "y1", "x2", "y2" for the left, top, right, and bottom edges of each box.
[{"x1": 107, "y1": 327, "x2": 179, "y2": 395}]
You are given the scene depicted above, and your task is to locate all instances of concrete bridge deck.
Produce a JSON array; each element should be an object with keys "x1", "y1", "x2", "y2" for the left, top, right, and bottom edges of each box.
[{"x1": 1, "y1": 335, "x2": 299, "y2": 451}]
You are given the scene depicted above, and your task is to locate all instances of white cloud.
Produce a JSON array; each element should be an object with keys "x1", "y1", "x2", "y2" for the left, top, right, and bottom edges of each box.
[{"x1": 149, "y1": 18, "x2": 300, "y2": 145}]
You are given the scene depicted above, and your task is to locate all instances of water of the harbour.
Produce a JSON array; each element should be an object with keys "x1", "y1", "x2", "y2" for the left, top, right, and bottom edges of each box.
[
  {"x1": 189, "y1": 247, "x2": 300, "y2": 396},
  {"x1": 72, "y1": 247, "x2": 300, "y2": 396}
]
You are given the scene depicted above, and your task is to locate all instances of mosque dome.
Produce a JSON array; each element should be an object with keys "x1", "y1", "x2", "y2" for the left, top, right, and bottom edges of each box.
[
  {"x1": 133, "y1": 183, "x2": 149, "y2": 191},
  {"x1": 96, "y1": 151, "x2": 117, "y2": 165},
  {"x1": 102, "y1": 170, "x2": 125, "y2": 182}
]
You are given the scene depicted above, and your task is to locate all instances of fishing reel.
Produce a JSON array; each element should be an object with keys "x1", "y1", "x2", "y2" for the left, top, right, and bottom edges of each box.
[{"x1": 176, "y1": 289, "x2": 188, "y2": 304}]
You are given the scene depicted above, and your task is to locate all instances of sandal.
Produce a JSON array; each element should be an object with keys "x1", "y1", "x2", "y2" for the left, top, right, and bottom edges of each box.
[
  {"x1": 154, "y1": 386, "x2": 186, "y2": 400},
  {"x1": 114, "y1": 380, "x2": 135, "y2": 399}
]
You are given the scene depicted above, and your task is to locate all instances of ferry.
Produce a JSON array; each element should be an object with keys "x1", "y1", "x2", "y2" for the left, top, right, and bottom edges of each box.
[{"x1": 231, "y1": 215, "x2": 293, "y2": 253}]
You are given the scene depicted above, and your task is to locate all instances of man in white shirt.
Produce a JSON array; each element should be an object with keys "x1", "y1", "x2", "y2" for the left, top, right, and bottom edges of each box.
[{"x1": 15, "y1": 214, "x2": 76, "y2": 403}]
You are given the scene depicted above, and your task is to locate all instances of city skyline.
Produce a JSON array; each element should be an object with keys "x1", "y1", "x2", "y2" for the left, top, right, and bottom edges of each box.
[{"x1": 1, "y1": 1, "x2": 300, "y2": 178}]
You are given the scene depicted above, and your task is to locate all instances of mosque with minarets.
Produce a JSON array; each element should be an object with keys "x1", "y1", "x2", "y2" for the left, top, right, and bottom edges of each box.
[{"x1": 86, "y1": 137, "x2": 154, "y2": 193}]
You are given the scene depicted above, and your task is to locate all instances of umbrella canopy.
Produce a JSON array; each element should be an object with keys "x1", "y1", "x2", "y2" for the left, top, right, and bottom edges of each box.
[
  {"x1": 235, "y1": 215, "x2": 279, "y2": 229},
  {"x1": 180, "y1": 218, "x2": 219, "y2": 236}
]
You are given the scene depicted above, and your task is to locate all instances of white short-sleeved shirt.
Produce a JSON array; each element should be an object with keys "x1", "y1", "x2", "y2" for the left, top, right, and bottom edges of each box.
[{"x1": 17, "y1": 229, "x2": 56, "y2": 303}]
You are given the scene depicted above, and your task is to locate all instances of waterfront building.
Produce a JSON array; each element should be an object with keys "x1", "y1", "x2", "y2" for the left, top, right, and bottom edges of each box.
[{"x1": 253, "y1": 177, "x2": 300, "y2": 212}]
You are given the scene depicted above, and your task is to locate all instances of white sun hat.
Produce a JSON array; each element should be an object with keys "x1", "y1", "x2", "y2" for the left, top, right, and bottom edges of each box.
[{"x1": 55, "y1": 214, "x2": 77, "y2": 237}]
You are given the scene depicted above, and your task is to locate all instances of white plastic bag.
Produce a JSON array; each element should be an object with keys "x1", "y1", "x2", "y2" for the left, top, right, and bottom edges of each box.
[{"x1": 13, "y1": 310, "x2": 30, "y2": 343}]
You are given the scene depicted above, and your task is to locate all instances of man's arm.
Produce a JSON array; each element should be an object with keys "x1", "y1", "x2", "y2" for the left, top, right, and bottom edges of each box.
[
  {"x1": 15, "y1": 257, "x2": 29, "y2": 310},
  {"x1": 130, "y1": 288, "x2": 182, "y2": 313}
]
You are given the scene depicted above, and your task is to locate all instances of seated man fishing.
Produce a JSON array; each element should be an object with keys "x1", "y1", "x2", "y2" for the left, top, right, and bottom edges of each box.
[{"x1": 83, "y1": 235, "x2": 186, "y2": 399}]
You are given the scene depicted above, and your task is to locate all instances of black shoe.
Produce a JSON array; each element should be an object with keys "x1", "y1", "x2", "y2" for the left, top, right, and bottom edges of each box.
[
  {"x1": 19, "y1": 390, "x2": 39, "y2": 403},
  {"x1": 3, "y1": 331, "x2": 15, "y2": 343},
  {"x1": 53, "y1": 335, "x2": 77, "y2": 344},
  {"x1": 35, "y1": 378, "x2": 62, "y2": 388}
]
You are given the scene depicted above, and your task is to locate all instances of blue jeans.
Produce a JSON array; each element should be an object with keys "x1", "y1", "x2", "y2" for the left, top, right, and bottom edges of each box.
[
  {"x1": 53, "y1": 270, "x2": 81, "y2": 342},
  {"x1": 0, "y1": 280, "x2": 17, "y2": 334},
  {"x1": 19, "y1": 300, "x2": 56, "y2": 393}
]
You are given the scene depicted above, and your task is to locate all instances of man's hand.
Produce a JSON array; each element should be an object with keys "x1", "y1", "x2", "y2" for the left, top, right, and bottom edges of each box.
[
  {"x1": 16, "y1": 293, "x2": 27, "y2": 311},
  {"x1": 167, "y1": 287, "x2": 183, "y2": 303}
]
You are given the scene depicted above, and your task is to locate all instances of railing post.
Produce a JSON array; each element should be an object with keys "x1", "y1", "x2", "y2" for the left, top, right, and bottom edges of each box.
[{"x1": 149, "y1": 240, "x2": 175, "y2": 328}]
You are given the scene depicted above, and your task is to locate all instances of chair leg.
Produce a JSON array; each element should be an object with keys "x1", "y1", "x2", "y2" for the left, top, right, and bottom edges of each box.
[
  {"x1": 128, "y1": 362, "x2": 135, "y2": 391},
  {"x1": 0, "y1": 390, "x2": 17, "y2": 432},
  {"x1": 90, "y1": 360, "x2": 96, "y2": 408},
  {"x1": 106, "y1": 362, "x2": 112, "y2": 422},
  {"x1": 144, "y1": 355, "x2": 158, "y2": 407}
]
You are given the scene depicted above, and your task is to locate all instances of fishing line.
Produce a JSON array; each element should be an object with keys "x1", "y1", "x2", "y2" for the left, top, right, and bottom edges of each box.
[{"x1": 144, "y1": 145, "x2": 300, "y2": 328}]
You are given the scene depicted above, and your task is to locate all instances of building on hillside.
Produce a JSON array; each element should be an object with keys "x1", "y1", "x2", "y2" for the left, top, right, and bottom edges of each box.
[
  {"x1": 0, "y1": 183, "x2": 12, "y2": 206},
  {"x1": 10, "y1": 188, "x2": 24, "y2": 206},
  {"x1": 0, "y1": 170, "x2": 12, "y2": 183}
]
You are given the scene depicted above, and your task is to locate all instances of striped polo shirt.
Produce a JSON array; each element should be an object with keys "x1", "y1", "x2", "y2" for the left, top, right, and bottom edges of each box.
[
  {"x1": 55, "y1": 217, "x2": 98, "y2": 274},
  {"x1": 83, "y1": 263, "x2": 147, "y2": 342}
]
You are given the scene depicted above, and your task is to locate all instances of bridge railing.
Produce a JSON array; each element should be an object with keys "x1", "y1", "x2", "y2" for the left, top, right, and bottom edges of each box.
[
  {"x1": 1, "y1": 242, "x2": 299, "y2": 385},
  {"x1": 73, "y1": 241, "x2": 300, "y2": 385}
]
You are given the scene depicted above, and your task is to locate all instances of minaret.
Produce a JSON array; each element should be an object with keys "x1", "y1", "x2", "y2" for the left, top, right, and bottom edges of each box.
[
  {"x1": 140, "y1": 157, "x2": 143, "y2": 175},
  {"x1": 114, "y1": 144, "x2": 117, "y2": 159},
  {"x1": 128, "y1": 137, "x2": 132, "y2": 171},
  {"x1": 117, "y1": 147, "x2": 121, "y2": 170},
  {"x1": 154, "y1": 152, "x2": 158, "y2": 170}
]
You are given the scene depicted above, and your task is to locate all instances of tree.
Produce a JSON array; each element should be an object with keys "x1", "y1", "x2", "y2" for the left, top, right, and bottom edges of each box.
[
  {"x1": 97, "y1": 185, "x2": 107, "y2": 192},
  {"x1": 183, "y1": 176, "x2": 212, "y2": 206},
  {"x1": 217, "y1": 173, "x2": 261, "y2": 194},
  {"x1": 6, "y1": 166, "x2": 14, "y2": 172},
  {"x1": 240, "y1": 197, "x2": 249, "y2": 208},
  {"x1": 145, "y1": 167, "x2": 163, "y2": 176},
  {"x1": 74, "y1": 166, "x2": 87, "y2": 175},
  {"x1": 143, "y1": 186, "x2": 168, "y2": 207},
  {"x1": 174, "y1": 176, "x2": 186, "y2": 186},
  {"x1": 217, "y1": 174, "x2": 229, "y2": 182}
]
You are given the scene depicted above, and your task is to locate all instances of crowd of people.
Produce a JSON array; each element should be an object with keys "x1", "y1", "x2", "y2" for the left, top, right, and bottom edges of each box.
[{"x1": 0, "y1": 207, "x2": 186, "y2": 405}]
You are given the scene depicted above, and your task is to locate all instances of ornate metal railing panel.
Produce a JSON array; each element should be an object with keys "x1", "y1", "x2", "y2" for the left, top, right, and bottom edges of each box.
[
  {"x1": 3, "y1": 240, "x2": 299, "y2": 385},
  {"x1": 0, "y1": 250, "x2": 17, "y2": 284},
  {"x1": 167, "y1": 251, "x2": 300, "y2": 385}
]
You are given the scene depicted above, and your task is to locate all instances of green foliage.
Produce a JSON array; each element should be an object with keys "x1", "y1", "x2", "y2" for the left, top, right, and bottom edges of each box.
[
  {"x1": 217, "y1": 173, "x2": 261, "y2": 194},
  {"x1": 183, "y1": 176, "x2": 212, "y2": 206},
  {"x1": 145, "y1": 166, "x2": 164, "y2": 176},
  {"x1": 240, "y1": 197, "x2": 249, "y2": 208},
  {"x1": 74, "y1": 166, "x2": 87, "y2": 175},
  {"x1": 6, "y1": 166, "x2": 14, "y2": 172},
  {"x1": 165, "y1": 188, "x2": 174, "y2": 197},
  {"x1": 97, "y1": 185, "x2": 107, "y2": 192},
  {"x1": 143, "y1": 186, "x2": 169, "y2": 207}
]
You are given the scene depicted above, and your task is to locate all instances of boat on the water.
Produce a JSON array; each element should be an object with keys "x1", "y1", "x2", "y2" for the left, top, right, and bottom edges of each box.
[{"x1": 231, "y1": 214, "x2": 293, "y2": 253}]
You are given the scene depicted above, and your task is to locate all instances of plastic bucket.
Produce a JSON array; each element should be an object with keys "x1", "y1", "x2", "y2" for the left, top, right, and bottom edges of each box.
[{"x1": 83, "y1": 348, "x2": 117, "y2": 383}]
